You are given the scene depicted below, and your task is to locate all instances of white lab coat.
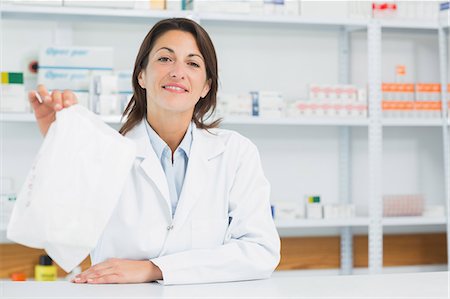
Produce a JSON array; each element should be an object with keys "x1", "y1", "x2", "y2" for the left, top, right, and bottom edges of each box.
[{"x1": 90, "y1": 119, "x2": 281, "y2": 285}]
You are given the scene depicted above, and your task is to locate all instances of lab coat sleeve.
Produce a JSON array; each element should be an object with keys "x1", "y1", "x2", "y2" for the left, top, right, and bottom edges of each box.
[{"x1": 150, "y1": 137, "x2": 281, "y2": 285}]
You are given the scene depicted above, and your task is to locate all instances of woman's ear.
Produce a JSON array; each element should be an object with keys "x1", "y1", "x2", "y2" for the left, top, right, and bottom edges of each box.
[
  {"x1": 138, "y1": 71, "x2": 146, "y2": 89},
  {"x1": 200, "y1": 79, "x2": 211, "y2": 98}
]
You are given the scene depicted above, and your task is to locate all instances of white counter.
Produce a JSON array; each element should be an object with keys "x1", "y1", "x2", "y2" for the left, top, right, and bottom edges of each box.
[{"x1": 1, "y1": 271, "x2": 448, "y2": 298}]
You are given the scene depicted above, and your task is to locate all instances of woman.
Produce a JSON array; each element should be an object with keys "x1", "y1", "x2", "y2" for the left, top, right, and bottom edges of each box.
[{"x1": 29, "y1": 18, "x2": 280, "y2": 285}]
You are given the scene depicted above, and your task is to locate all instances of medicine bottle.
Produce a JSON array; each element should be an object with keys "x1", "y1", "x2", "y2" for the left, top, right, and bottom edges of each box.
[{"x1": 35, "y1": 255, "x2": 57, "y2": 281}]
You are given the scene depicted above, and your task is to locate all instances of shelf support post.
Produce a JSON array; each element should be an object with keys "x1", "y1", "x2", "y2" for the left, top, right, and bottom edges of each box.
[
  {"x1": 338, "y1": 26, "x2": 353, "y2": 275},
  {"x1": 438, "y1": 25, "x2": 450, "y2": 270},
  {"x1": 367, "y1": 20, "x2": 383, "y2": 274}
]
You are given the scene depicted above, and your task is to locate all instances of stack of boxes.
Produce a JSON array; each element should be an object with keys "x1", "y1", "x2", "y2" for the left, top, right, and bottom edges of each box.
[
  {"x1": 383, "y1": 194, "x2": 424, "y2": 217},
  {"x1": 349, "y1": 1, "x2": 441, "y2": 21},
  {"x1": 287, "y1": 84, "x2": 367, "y2": 118},
  {"x1": 415, "y1": 83, "x2": 442, "y2": 118},
  {"x1": 3, "y1": 1, "x2": 446, "y2": 21},
  {"x1": 382, "y1": 83, "x2": 446, "y2": 118},
  {"x1": 250, "y1": 91, "x2": 284, "y2": 118},
  {"x1": 90, "y1": 71, "x2": 133, "y2": 116},
  {"x1": 38, "y1": 46, "x2": 113, "y2": 112},
  {"x1": 1, "y1": 72, "x2": 28, "y2": 113},
  {"x1": 382, "y1": 83, "x2": 415, "y2": 118},
  {"x1": 272, "y1": 195, "x2": 356, "y2": 221}
]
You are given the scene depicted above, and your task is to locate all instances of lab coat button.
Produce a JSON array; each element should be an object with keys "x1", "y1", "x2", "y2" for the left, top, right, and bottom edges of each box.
[{"x1": 167, "y1": 225, "x2": 174, "y2": 231}]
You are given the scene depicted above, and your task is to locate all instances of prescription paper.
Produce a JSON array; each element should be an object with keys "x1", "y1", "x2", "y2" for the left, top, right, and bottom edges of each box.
[{"x1": 7, "y1": 105, "x2": 136, "y2": 272}]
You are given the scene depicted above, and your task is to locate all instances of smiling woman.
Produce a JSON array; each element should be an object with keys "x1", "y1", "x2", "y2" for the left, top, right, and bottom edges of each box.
[
  {"x1": 28, "y1": 18, "x2": 280, "y2": 285},
  {"x1": 120, "y1": 18, "x2": 220, "y2": 140}
]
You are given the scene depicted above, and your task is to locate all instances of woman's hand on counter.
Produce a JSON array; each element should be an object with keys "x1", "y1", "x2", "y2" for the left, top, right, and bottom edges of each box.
[{"x1": 71, "y1": 258, "x2": 163, "y2": 284}]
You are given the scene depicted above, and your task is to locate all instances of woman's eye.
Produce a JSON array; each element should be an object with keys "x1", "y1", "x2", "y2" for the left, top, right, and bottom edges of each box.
[
  {"x1": 158, "y1": 57, "x2": 171, "y2": 62},
  {"x1": 188, "y1": 62, "x2": 200, "y2": 68}
]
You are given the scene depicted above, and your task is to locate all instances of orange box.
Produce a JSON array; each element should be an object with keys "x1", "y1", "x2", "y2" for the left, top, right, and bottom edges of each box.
[
  {"x1": 414, "y1": 101, "x2": 442, "y2": 111},
  {"x1": 382, "y1": 101, "x2": 414, "y2": 111},
  {"x1": 430, "y1": 83, "x2": 441, "y2": 93}
]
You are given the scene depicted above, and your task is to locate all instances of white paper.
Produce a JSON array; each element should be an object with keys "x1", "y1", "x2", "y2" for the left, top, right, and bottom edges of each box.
[{"x1": 7, "y1": 105, "x2": 136, "y2": 272}]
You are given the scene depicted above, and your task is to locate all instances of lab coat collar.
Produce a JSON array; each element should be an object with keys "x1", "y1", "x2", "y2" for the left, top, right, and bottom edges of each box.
[
  {"x1": 125, "y1": 119, "x2": 225, "y2": 223},
  {"x1": 126, "y1": 119, "x2": 224, "y2": 161},
  {"x1": 172, "y1": 123, "x2": 226, "y2": 228},
  {"x1": 125, "y1": 119, "x2": 171, "y2": 214}
]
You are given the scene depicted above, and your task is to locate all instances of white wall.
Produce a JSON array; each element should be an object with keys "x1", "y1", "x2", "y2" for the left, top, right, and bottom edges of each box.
[{"x1": 1, "y1": 13, "x2": 448, "y2": 236}]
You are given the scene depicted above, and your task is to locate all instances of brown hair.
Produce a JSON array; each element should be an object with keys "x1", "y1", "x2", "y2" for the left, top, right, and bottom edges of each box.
[{"x1": 119, "y1": 18, "x2": 220, "y2": 135}]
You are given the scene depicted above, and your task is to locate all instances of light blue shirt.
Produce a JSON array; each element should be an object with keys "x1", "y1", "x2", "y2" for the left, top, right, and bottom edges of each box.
[{"x1": 144, "y1": 120, "x2": 193, "y2": 218}]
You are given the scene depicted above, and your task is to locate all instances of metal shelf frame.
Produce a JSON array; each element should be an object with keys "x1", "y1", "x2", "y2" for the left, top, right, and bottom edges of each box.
[
  {"x1": 437, "y1": 25, "x2": 450, "y2": 271},
  {"x1": 367, "y1": 21, "x2": 383, "y2": 274},
  {"x1": 338, "y1": 26, "x2": 353, "y2": 275}
]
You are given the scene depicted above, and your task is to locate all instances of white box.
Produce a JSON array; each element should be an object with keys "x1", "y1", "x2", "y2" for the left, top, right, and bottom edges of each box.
[
  {"x1": 1, "y1": 84, "x2": 28, "y2": 113},
  {"x1": 64, "y1": 0, "x2": 135, "y2": 9},
  {"x1": 38, "y1": 46, "x2": 113, "y2": 94},
  {"x1": 306, "y1": 203, "x2": 322, "y2": 219},
  {"x1": 99, "y1": 95, "x2": 121, "y2": 115},
  {"x1": 249, "y1": 0, "x2": 264, "y2": 14},
  {"x1": 74, "y1": 91, "x2": 90, "y2": 109},
  {"x1": 301, "y1": 1, "x2": 349, "y2": 18},
  {"x1": 166, "y1": 0, "x2": 182, "y2": 10},
  {"x1": 284, "y1": 0, "x2": 301, "y2": 15},
  {"x1": 274, "y1": 200, "x2": 304, "y2": 220},
  {"x1": 40, "y1": 46, "x2": 113, "y2": 70},
  {"x1": 3, "y1": 0, "x2": 62, "y2": 6},
  {"x1": 38, "y1": 69, "x2": 112, "y2": 92}
]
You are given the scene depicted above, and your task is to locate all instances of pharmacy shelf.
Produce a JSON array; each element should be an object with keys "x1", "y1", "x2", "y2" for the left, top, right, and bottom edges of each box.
[
  {"x1": 0, "y1": 113, "x2": 35, "y2": 122},
  {"x1": 382, "y1": 118, "x2": 445, "y2": 127},
  {"x1": 222, "y1": 116, "x2": 369, "y2": 126},
  {"x1": 382, "y1": 216, "x2": 447, "y2": 226},
  {"x1": 3, "y1": 113, "x2": 449, "y2": 127},
  {"x1": 0, "y1": 113, "x2": 369, "y2": 126},
  {"x1": 199, "y1": 12, "x2": 367, "y2": 29},
  {"x1": 378, "y1": 19, "x2": 439, "y2": 30},
  {"x1": 0, "y1": 113, "x2": 124, "y2": 124},
  {"x1": 0, "y1": 4, "x2": 192, "y2": 23},
  {"x1": 275, "y1": 216, "x2": 446, "y2": 229},
  {"x1": 275, "y1": 217, "x2": 369, "y2": 228},
  {"x1": 0, "y1": 4, "x2": 441, "y2": 30}
]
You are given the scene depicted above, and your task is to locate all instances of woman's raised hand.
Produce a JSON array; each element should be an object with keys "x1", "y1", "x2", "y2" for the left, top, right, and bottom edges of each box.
[{"x1": 28, "y1": 84, "x2": 78, "y2": 136}]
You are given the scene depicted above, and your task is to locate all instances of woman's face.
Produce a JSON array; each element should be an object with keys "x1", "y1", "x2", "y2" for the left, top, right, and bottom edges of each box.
[{"x1": 138, "y1": 30, "x2": 211, "y2": 118}]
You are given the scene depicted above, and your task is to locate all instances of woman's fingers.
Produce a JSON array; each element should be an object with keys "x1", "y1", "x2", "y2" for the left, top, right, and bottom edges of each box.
[
  {"x1": 75, "y1": 260, "x2": 115, "y2": 282},
  {"x1": 51, "y1": 90, "x2": 63, "y2": 111},
  {"x1": 62, "y1": 89, "x2": 78, "y2": 108},
  {"x1": 86, "y1": 274, "x2": 120, "y2": 284},
  {"x1": 36, "y1": 84, "x2": 49, "y2": 101},
  {"x1": 30, "y1": 85, "x2": 78, "y2": 111},
  {"x1": 28, "y1": 91, "x2": 41, "y2": 108}
]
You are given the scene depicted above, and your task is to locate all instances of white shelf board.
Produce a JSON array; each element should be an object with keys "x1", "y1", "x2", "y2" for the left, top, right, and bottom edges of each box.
[
  {"x1": 382, "y1": 118, "x2": 445, "y2": 127},
  {"x1": 0, "y1": 4, "x2": 441, "y2": 30},
  {"x1": 3, "y1": 113, "x2": 448, "y2": 127},
  {"x1": 275, "y1": 216, "x2": 447, "y2": 228},
  {"x1": 378, "y1": 19, "x2": 439, "y2": 30},
  {"x1": 0, "y1": 113, "x2": 35, "y2": 122},
  {"x1": 0, "y1": 113, "x2": 123, "y2": 124},
  {"x1": 275, "y1": 217, "x2": 369, "y2": 228},
  {"x1": 222, "y1": 116, "x2": 369, "y2": 126},
  {"x1": 382, "y1": 216, "x2": 447, "y2": 226},
  {"x1": 199, "y1": 12, "x2": 367, "y2": 28},
  {"x1": 0, "y1": 4, "x2": 193, "y2": 22}
]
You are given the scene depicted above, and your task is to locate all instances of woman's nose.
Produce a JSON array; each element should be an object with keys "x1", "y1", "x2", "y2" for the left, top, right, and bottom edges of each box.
[{"x1": 169, "y1": 62, "x2": 186, "y2": 79}]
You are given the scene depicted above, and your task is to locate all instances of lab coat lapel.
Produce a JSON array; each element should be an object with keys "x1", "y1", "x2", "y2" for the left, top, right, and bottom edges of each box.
[
  {"x1": 125, "y1": 120, "x2": 171, "y2": 213},
  {"x1": 174, "y1": 127, "x2": 225, "y2": 227}
]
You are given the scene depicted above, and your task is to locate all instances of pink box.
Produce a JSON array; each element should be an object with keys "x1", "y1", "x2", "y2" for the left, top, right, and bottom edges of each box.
[{"x1": 383, "y1": 194, "x2": 424, "y2": 217}]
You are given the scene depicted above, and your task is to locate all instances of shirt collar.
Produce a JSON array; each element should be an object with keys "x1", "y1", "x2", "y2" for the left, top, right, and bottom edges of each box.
[{"x1": 144, "y1": 119, "x2": 193, "y2": 160}]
